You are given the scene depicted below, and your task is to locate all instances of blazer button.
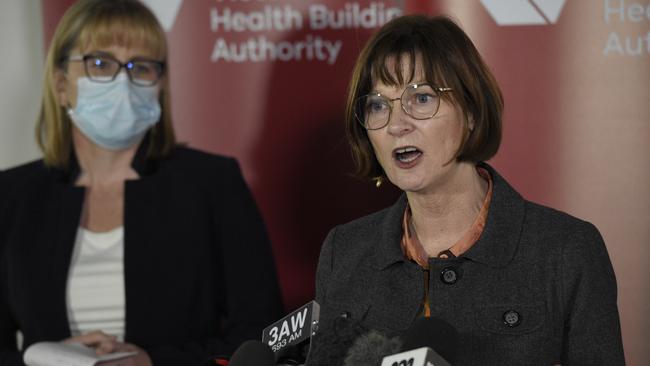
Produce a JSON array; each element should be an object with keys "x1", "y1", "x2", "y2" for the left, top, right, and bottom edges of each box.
[
  {"x1": 440, "y1": 267, "x2": 459, "y2": 284},
  {"x1": 503, "y1": 310, "x2": 521, "y2": 327}
]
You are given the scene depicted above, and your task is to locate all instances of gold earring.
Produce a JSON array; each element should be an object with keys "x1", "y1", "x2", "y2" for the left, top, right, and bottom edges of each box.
[{"x1": 373, "y1": 176, "x2": 383, "y2": 188}]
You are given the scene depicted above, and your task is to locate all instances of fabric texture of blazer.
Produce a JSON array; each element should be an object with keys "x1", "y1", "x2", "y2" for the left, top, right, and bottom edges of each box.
[
  {"x1": 315, "y1": 163, "x2": 625, "y2": 365},
  {"x1": 0, "y1": 146, "x2": 283, "y2": 366}
]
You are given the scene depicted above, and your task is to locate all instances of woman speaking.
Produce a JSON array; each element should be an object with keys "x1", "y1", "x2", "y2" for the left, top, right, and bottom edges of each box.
[{"x1": 315, "y1": 15, "x2": 625, "y2": 365}]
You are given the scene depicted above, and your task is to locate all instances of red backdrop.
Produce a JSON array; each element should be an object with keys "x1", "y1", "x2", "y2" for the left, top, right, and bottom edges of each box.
[{"x1": 41, "y1": 1, "x2": 649, "y2": 363}]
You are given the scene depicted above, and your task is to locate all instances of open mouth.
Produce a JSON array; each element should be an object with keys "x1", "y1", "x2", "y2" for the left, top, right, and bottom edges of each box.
[{"x1": 393, "y1": 146, "x2": 423, "y2": 164}]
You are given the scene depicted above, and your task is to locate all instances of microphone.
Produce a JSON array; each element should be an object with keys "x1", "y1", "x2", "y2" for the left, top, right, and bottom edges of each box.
[
  {"x1": 342, "y1": 330, "x2": 402, "y2": 366},
  {"x1": 228, "y1": 340, "x2": 275, "y2": 366},
  {"x1": 307, "y1": 312, "x2": 371, "y2": 366},
  {"x1": 400, "y1": 317, "x2": 458, "y2": 363},
  {"x1": 380, "y1": 317, "x2": 458, "y2": 366},
  {"x1": 380, "y1": 346, "x2": 450, "y2": 366},
  {"x1": 262, "y1": 301, "x2": 320, "y2": 364}
]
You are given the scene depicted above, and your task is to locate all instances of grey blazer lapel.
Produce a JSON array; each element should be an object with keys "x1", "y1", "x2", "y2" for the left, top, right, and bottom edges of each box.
[{"x1": 368, "y1": 194, "x2": 423, "y2": 332}]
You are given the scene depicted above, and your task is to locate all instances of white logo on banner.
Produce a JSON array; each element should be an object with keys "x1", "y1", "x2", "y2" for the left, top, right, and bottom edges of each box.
[
  {"x1": 602, "y1": 0, "x2": 650, "y2": 56},
  {"x1": 208, "y1": 2, "x2": 403, "y2": 64},
  {"x1": 480, "y1": 0, "x2": 567, "y2": 25},
  {"x1": 141, "y1": 0, "x2": 184, "y2": 31}
]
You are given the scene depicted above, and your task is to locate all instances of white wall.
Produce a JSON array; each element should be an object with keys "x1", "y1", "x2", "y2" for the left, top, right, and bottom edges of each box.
[{"x1": 0, "y1": 1, "x2": 44, "y2": 170}]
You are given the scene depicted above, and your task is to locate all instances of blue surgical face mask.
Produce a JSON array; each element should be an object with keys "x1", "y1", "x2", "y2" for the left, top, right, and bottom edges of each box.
[{"x1": 67, "y1": 72, "x2": 161, "y2": 150}]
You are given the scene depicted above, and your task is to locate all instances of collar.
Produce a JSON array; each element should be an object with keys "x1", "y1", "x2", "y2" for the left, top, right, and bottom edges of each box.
[
  {"x1": 58, "y1": 137, "x2": 159, "y2": 184},
  {"x1": 371, "y1": 162, "x2": 525, "y2": 270}
]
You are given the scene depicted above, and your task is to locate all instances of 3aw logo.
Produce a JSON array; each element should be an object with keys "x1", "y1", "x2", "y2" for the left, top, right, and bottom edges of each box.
[{"x1": 480, "y1": 0, "x2": 567, "y2": 26}]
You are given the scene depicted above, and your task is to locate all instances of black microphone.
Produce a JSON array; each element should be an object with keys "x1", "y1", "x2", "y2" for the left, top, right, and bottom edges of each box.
[
  {"x1": 228, "y1": 340, "x2": 275, "y2": 366},
  {"x1": 306, "y1": 312, "x2": 371, "y2": 366},
  {"x1": 380, "y1": 346, "x2": 450, "y2": 366},
  {"x1": 401, "y1": 317, "x2": 458, "y2": 363},
  {"x1": 342, "y1": 330, "x2": 402, "y2": 366},
  {"x1": 380, "y1": 317, "x2": 458, "y2": 366}
]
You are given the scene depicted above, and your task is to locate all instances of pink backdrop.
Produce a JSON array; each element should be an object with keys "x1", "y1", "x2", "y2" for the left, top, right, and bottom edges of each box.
[{"x1": 42, "y1": 1, "x2": 649, "y2": 364}]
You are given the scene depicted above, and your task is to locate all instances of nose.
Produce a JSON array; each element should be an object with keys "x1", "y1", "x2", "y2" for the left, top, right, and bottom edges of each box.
[{"x1": 386, "y1": 99, "x2": 414, "y2": 137}]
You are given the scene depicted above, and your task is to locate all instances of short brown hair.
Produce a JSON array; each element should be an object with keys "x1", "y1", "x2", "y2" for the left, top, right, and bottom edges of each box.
[
  {"x1": 346, "y1": 15, "x2": 503, "y2": 179},
  {"x1": 37, "y1": 0, "x2": 175, "y2": 168}
]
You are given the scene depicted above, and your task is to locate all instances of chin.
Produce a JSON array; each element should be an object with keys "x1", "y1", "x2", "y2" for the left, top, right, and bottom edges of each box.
[{"x1": 389, "y1": 175, "x2": 427, "y2": 193}]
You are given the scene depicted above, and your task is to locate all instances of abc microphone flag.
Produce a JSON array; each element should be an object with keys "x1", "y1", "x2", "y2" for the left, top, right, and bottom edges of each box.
[{"x1": 380, "y1": 346, "x2": 452, "y2": 366}]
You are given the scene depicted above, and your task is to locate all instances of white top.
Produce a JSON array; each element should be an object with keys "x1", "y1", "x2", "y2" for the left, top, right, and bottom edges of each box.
[{"x1": 66, "y1": 226, "x2": 126, "y2": 341}]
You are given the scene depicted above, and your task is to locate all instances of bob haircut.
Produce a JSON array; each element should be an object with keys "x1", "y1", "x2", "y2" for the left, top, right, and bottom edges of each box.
[
  {"x1": 346, "y1": 15, "x2": 503, "y2": 179},
  {"x1": 37, "y1": 0, "x2": 175, "y2": 168}
]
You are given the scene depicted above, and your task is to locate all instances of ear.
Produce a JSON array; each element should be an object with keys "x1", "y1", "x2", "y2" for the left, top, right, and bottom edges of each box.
[{"x1": 53, "y1": 68, "x2": 69, "y2": 107}]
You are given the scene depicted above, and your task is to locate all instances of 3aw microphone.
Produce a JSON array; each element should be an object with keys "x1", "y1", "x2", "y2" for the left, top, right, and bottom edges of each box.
[
  {"x1": 262, "y1": 300, "x2": 320, "y2": 363},
  {"x1": 380, "y1": 346, "x2": 451, "y2": 366}
]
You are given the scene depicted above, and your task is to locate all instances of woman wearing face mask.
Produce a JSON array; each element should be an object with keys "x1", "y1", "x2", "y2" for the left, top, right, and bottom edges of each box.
[
  {"x1": 0, "y1": 1, "x2": 282, "y2": 365},
  {"x1": 313, "y1": 15, "x2": 625, "y2": 365}
]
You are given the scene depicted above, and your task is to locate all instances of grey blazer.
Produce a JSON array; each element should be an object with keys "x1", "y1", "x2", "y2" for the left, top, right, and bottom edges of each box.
[{"x1": 315, "y1": 164, "x2": 624, "y2": 365}]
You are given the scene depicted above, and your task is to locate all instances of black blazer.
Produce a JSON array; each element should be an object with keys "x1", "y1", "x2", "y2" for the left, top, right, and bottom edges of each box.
[
  {"x1": 0, "y1": 146, "x2": 283, "y2": 366},
  {"x1": 315, "y1": 164, "x2": 625, "y2": 365}
]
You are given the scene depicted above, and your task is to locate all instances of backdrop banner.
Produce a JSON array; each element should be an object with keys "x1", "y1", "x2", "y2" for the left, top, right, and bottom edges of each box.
[{"x1": 41, "y1": 1, "x2": 649, "y2": 364}]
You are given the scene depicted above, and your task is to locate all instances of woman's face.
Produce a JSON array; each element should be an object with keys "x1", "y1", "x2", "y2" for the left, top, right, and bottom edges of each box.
[
  {"x1": 367, "y1": 56, "x2": 469, "y2": 195},
  {"x1": 57, "y1": 44, "x2": 162, "y2": 108}
]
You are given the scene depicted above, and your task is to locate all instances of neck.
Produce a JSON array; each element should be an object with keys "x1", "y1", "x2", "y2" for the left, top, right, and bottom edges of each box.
[
  {"x1": 405, "y1": 162, "x2": 487, "y2": 256},
  {"x1": 72, "y1": 128, "x2": 140, "y2": 187}
]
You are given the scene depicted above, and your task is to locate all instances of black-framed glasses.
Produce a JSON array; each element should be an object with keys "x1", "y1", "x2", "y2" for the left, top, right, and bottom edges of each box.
[
  {"x1": 355, "y1": 83, "x2": 453, "y2": 130},
  {"x1": 68, "y1": 53, "x2": 165, "y2": 86}
]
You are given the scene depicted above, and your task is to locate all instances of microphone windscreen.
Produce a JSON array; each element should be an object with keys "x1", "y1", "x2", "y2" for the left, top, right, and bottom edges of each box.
[
  {"x1": 307, "y1": 314, "x2": 368, "y2": 366},
  {"x1": 401, "y1": 317, "x2": 458, "y2": 363},
  {"x1": 228, "y1": 340, "x2": 275, "y2": 366},
  {"x1": 343, "y1": 330, "x2": 402, "y2": 366}
]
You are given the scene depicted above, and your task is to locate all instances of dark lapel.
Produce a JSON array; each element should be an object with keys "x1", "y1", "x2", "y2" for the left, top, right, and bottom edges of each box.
[
  {"x1": 46, "y1": 165, "x2": 85, "y2": 339},
  {"x1": 122, "y1": 142, "x2": 161, "y2": 341},
  {"x1": 370, "y1": 194, "x2": 424, "y2": 331},
  {"x1": 462, "y1": 163, "x2": 525, "y2": 268}
]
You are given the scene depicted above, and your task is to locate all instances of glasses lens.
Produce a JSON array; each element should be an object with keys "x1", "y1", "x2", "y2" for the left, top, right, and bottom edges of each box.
[
  {"x1": 84, "y1": 55, "x2": 120, "y2": 82},
  {"x1": 84, "y1": 55, "x2": 119, "y2": 82},
  {"x1": 127, "y1": 61, "x2": 163, "y2": 86},
  {"x1": 357, "y1": 94, "x2": 390, "y2": 129},
  {"x1": 402, "y1": 84, "x2": 440, "y2": 119}
]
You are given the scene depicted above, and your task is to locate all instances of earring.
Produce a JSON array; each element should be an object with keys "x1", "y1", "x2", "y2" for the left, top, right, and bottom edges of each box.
[{"x1": 373, "y1": 176, "x2": 383, "y2": 188}]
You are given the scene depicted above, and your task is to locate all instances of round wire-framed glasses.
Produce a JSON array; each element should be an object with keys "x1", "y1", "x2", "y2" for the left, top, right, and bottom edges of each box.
[{"x1": 355, "y1": 83, "x2": 453, "y2": 130}]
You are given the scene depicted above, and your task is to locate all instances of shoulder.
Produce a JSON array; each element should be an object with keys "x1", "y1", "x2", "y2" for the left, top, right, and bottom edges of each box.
[
  {"x1": 163, "y1": 146, "x2": 239, "y2": 172},
  {"x1": 524, "y1": 201, "x2": 609, "y2": 264},
  {"x1": 331, "y1": 206, "x2": 393, "y2": 240},
  {"x1": 156, "y1": 146, "x2": 245, "y2": 183},
  {"x1": 317, "y1": 205, "x2": 394, "y2": 291},
  {"x1": 523, "y1": 200, "x2": 597, "y2": 238},
  {"x1": 1, "y1": 159, "x2": 53, "y2": 194},
  {"x1": 321, "y1": 196, "x2": 404, "y2": 269},
  {"x1": 475, "y1": 163, "x2": 612, "y2": 276},
  {"x1": 522, "y1": 200, "x2": 608, "y2": 262},
  {"x1": 485, "y1": 163, "x2": 602, "y2": 251},
  {"x1": 325, "y1": 204, "x2": 393, "y2": 250},
  {"x1": 0, "y1": 160, "x2": 52, "y2": 236},
  {"x1": 2, "y1": 159, "x2": 49, "y2": 181}
]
